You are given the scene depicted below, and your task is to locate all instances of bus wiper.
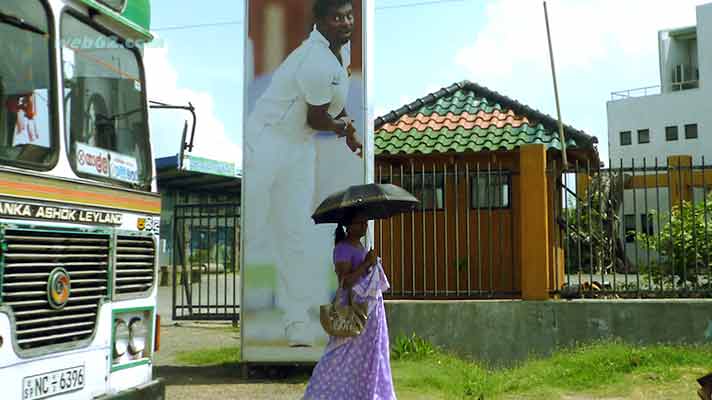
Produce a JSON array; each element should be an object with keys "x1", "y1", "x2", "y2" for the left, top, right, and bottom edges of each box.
[{"x1": 0, "y1": 11, "x2": 46, "y2": 35}]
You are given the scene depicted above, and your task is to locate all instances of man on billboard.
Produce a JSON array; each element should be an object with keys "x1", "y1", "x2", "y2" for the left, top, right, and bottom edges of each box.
[{"x1": 244, "y1": 0, "x2": 362, "y2": 347}]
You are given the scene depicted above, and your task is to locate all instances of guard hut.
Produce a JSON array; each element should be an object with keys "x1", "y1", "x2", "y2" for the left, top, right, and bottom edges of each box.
[
  {"x1": 155, "y1": 154, "x2": 241, "y2": 322},
  {"x1": 374, "y1": 81, "x2": 599, "y2": 300}
]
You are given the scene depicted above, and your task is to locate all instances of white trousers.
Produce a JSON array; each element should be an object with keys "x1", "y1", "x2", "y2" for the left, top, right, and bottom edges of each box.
[{"x1": 244, "y1": 119, "x2": 328, "y2": 327}]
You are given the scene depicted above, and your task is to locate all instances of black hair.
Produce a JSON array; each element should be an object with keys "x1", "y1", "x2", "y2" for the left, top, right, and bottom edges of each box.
[
  {"x1": 334, "y1": 223, "x2": 347, "y2": 245},
  {"x1": 334, "y1": 209, "x2": 356, "y2": 245},
  {"x1": 313, "y1": 0, "x2": 352, "y2": 20}
]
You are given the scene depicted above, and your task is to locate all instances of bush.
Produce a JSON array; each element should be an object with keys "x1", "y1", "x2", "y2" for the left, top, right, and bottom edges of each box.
[{"x1": 636, "y1": 193, "x2": 712, "y2": 288}]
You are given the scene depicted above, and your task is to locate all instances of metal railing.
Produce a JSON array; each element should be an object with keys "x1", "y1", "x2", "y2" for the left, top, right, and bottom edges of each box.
[
  {"x1": 172, "y1": 202, "x2": 240, "y2": 322},
  {"x1": 610, "y1": 85, "x2": 661, "y2": 101},
  {"x1": 375, "y1": 160, "x2": 519, "y2": 299},
  {"x1": 555, "y1": 157, "x2": 712, "y2": 299}
]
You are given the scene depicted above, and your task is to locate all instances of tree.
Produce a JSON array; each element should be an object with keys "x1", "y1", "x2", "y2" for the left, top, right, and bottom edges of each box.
[{"x1": 562, "y1": 171, "x2": 632, "y2": 275}]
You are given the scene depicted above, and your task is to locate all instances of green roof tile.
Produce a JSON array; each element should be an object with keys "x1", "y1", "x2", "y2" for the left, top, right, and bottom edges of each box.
[{"x1": 375, "y1": 81, "x2": 597, "y2": 157}]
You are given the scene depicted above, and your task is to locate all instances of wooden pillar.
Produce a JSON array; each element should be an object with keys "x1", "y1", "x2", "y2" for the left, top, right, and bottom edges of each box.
[
  {"x1": 668, "y1": 155, "x2": 693, "y2": 207},
  {"x1": 576, "y1": 173, "x2": 591, "y2": 200},
  {"x1": 519, "y1": 144, "x2": 551, "y2": 300}
]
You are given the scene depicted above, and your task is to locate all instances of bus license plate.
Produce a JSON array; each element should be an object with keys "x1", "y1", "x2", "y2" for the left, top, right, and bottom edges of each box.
[{"x1": 22, "y1": 365, "x2": 85, "y2": 400}]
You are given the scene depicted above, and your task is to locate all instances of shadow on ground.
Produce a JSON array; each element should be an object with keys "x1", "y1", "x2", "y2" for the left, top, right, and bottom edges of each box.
[{"x1": 156, "y1": 364, "x2": 313, "y2": 385}]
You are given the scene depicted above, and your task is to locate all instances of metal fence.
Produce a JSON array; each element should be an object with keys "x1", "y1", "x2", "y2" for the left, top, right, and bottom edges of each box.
[
  {"x1": 375, "y1": 160, "x2": 519, "y2": 299},
  {"x1": 172, "y1": 202, "x2": 240, "y2": 321},
  {"x1": 554, "y1": 157, "x2": 712, "y2": 299}
]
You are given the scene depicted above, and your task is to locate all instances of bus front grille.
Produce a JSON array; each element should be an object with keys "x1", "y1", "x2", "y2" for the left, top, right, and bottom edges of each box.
[
  {"x1": 0, "y1": 229, "x2": 109, "y2": 350},
  {"x1": 115, "y1": 235, "x2": 155, "y2": 295}
]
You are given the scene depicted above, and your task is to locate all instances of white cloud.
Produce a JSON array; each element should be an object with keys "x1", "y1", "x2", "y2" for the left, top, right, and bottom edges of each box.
[
  {"x1": 144, "y1": 45, "x2": 242, "y2": 167},
  {"x1": 451, "y1": 0, "x2": 709, "y2": 158},
  {"x1": 456, "y1": 0, "x2": 706, "y2": 80}
]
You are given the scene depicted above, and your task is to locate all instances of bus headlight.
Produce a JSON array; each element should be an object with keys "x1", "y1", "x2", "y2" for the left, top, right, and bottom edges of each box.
[
  {"x1": 112, "y1": 309, "x2": 153, "y2": 367},
  {"x1": 113, "y1": 319, "x2": 130, "y2": 358},
  {"x1": 128, "y1": 317, "x2": 147, "y2": 356}
]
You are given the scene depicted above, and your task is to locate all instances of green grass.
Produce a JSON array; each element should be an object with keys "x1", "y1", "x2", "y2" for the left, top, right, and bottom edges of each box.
[
  {"x1": 175, "y1": 346, "x2": 241, "y2": 366},
  {"x1": 392, "y1": 338, "x2": 712, "y2": 399},
  {"x1": 169, "y1": 336, "x2": 712, "y2": 399}
]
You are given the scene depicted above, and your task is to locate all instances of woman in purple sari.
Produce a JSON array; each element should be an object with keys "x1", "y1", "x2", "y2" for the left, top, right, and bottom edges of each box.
[{"x1": 303, "y1": 212, "x2": 397, "y2": 400}]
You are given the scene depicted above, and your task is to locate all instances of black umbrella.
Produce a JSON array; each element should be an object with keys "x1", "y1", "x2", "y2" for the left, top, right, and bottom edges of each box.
[{"x1": 312, "y1": 183, "x2": 420, "y2": 224}]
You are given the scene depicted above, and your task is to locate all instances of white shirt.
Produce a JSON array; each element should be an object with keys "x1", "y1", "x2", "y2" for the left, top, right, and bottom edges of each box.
[{"x1": 249, "y1": 28, "x2": 351, "y2": 136}]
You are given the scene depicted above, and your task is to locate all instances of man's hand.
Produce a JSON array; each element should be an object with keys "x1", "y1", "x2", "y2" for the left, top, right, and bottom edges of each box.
[
  {"x1": 335, "y1": 117, "x2": 354, "y2": 137},
  {"x1": 346, "y1": 130, "x2": 363, "y2": 158},
  {"x1": 332, "y1": 116, "x2": 362, "y2": 157}
]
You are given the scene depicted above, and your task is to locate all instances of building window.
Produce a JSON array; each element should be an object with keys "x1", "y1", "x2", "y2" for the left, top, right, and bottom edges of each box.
[
  {"x1": 685, "y1": 123, "x2": 698, "y2": 139},
  {"x1": 624, "y1": 214, "x2": 636, "y2": 243},
  {"x1": 665, "y1": 126, "x2": 678, "y2": 141},
  {"x1": 640, "y1": 213, "x2": 654, "y2": 235},
  {"x1": 637, "y1": 129, "x2": 650, "y2": 144},
  {"x1": 620, "y1": 131, "x2": 632, "y2": 146},
  {"x1": 471, "y1": 172, "x2": 511, "y2": 209}
]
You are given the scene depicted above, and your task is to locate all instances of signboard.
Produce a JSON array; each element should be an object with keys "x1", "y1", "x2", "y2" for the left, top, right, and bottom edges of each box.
[
  {"x1": 0, "y1": 200, "x2": 123, "y2": 225},
  {"x1": 110, "y1": 152, "x2": 139, "y2": 184},
  {"x1": 76, "y1": 142, "x2": 110, "y2": 178},
  {"x1": 241, "y1": 0, "x2": 373, "y2": 362},
  {"x1": 183, "y1": 155, "x2": 238, "y2": 177},
  {"x1": 76, "y1": 142, "x2": 139, "y2": 184}
]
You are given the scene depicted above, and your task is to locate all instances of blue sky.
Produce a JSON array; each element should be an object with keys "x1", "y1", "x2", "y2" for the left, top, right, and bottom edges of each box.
[{"x1": 144, "y1": 0, "x2": 710, "y2": 166}]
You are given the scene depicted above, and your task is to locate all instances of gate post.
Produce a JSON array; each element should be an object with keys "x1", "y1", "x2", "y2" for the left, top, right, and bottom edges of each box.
[
  {"x1": 668, "y1": 155, "x2": 693, "y2": 206},
  {"x1": 519, "y1": 144, "x2": 551, "y2": 300}
]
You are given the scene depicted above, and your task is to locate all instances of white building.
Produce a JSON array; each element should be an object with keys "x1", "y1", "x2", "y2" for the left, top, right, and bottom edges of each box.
[
  {"x1": 608, "y1": 3, "x2": 712, "y2": 166},
  {"x1": 606, "y1": 3, "x2": 712, "y2": 270}
]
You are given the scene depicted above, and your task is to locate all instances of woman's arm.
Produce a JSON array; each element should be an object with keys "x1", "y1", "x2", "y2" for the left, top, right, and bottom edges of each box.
[{"x1": 335, "y1": 250, "x2": 377, "y2": 288}]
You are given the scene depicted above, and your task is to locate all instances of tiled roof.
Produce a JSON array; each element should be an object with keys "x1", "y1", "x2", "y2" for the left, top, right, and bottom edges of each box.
[{"x1": 374, "y1": 81, "x2": 598, "y2": 157}]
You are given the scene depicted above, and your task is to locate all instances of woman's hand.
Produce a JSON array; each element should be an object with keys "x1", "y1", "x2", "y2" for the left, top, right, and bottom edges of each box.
[{"x1": 365, "y1": 248, "x2": 377, "y2": 267}]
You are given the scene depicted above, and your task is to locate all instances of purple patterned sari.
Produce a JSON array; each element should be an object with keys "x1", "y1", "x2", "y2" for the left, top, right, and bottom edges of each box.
[{"x1": 303, "y1": 242, "x2": 397, "y2": 400}]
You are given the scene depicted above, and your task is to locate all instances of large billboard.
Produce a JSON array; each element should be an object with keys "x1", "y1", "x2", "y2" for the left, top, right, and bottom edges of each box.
[{"x1": 241, "y1": 0, "x2": 372, "y2": 362}]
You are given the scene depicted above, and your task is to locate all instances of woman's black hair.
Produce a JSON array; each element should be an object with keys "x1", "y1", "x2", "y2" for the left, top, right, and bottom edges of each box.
[
  {"x1": 334, "y1": 223, "x2": 347, "y2": 245},
  {"x1": 313, "y1": 0, "x2": 352, "y2": 20},
  {"x1": 334, "y1": 209, "x2": 356, "y2": 245}
]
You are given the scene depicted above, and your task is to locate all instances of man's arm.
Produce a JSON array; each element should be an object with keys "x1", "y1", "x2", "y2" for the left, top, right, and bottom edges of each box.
[
  {"x1": 306, "y1": 103, "x2": 348, "y2": 135},
  {"x1": 307, "y1": 104, "x2": 363, "y2": 157}
]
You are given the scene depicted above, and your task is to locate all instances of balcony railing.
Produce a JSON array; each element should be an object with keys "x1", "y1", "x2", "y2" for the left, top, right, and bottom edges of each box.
[{"x1": 611, "y1": 85, "x2": 661, "y2": 101}]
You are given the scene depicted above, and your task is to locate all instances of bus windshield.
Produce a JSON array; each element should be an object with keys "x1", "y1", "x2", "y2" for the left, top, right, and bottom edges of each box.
[
  {"x1": 0, "y1": 0, "x2": 55, "y2": 168},
  {"x1": 61, "y1": 12, "x2": 151, "y2": 189}
]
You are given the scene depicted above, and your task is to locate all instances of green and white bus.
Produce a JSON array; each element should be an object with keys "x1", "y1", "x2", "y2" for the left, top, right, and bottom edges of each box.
[{"x1": 1, "y1": 0, "x2": 164, "y2": 398}]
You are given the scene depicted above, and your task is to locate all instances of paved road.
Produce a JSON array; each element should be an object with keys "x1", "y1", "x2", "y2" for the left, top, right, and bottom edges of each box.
[{"x1": 154, "y1": 322, "x2": 308, "y2": 399}]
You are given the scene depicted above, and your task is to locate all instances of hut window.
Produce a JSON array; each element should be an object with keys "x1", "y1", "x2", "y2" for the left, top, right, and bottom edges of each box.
[
  {"x1": 392, "y1": 172, "x2": 444, "y2": 210},
  {"x1": 471, "y1": 172, "x2": 510, "y2": 209},
  {"x1": 379, "y1": 168, "x2": 445, "y2": 210}
]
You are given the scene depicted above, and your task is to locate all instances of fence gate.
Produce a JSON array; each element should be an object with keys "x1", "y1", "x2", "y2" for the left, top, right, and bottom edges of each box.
[{"x1": 172, "y1": 202, "x2": 240, "y2": 322}]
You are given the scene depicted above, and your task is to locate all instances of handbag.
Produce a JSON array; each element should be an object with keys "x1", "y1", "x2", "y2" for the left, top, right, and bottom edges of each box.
[{"x1": 319, "y1": 280, "x2": 368, "y2": 337}]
